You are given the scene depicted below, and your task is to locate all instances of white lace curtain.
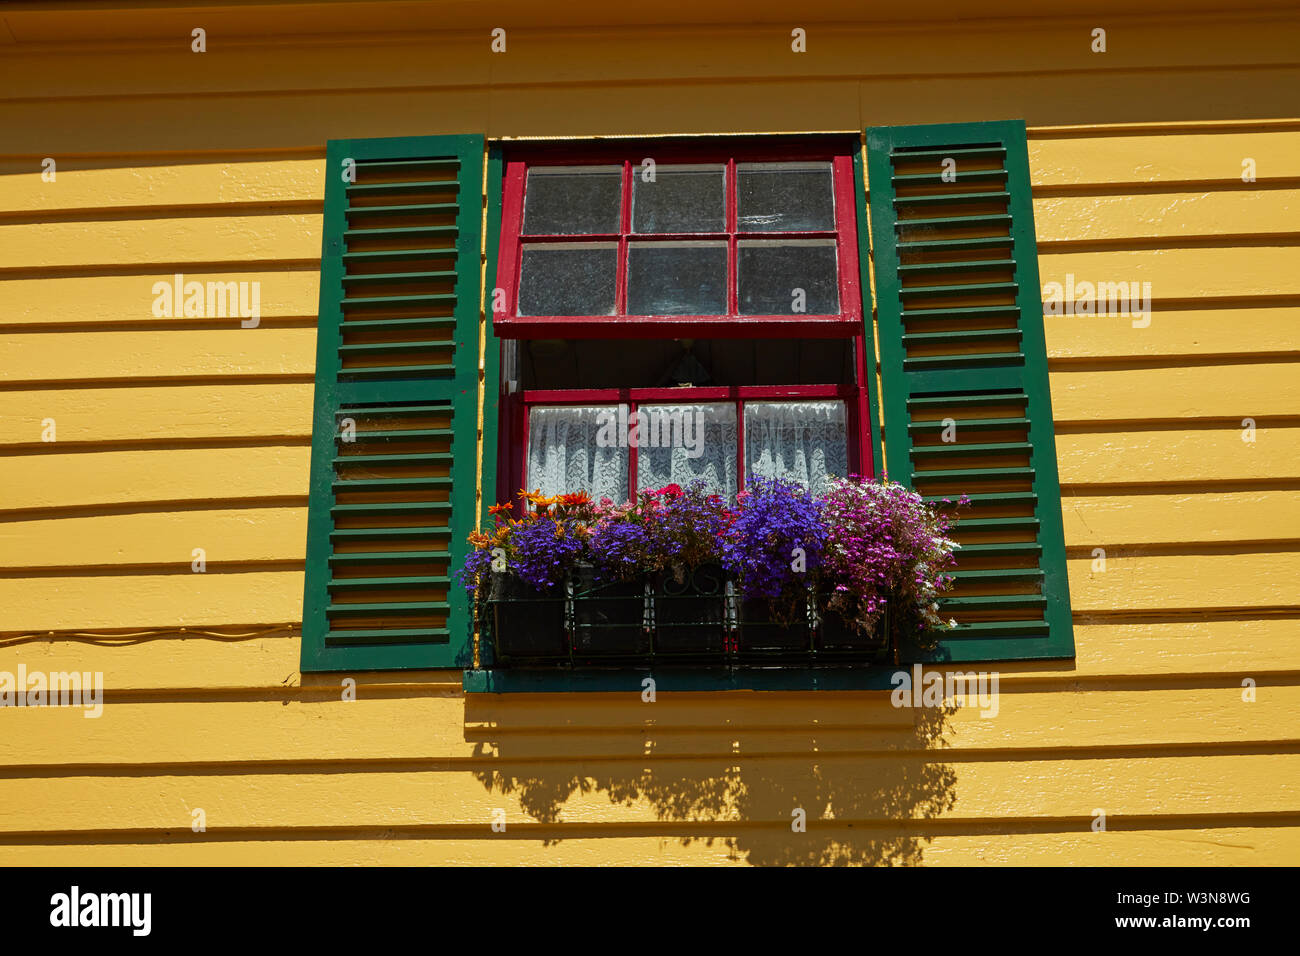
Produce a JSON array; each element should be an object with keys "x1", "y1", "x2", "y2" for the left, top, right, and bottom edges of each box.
[
  {"x1": 526, "y1": 405, "x2": 628, "y2": 502},
  {"x1": 636, "y1": 403, "x2": 738, "y2": 498},
  {"x1": 744, "y1": 400, "x2": 847, "y2": 497},
  {"x1": 526, "y1": 400, "x2": 846, "y2": 502}
]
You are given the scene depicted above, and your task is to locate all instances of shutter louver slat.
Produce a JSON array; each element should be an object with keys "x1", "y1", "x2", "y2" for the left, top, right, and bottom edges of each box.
[
  {"x1": 301, "y1": 135, "x2": 489, "y2": 672},
  {"x1": 866, "y1": 120, "x2": 1075, "y2": 663}
]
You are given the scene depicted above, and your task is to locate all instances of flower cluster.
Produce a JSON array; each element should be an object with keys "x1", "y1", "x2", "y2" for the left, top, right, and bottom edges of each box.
[
  {"x1": 640, "y1": 482, "x2": 731, "y2": 578},
  {"x1": 457, "y1": 490, "x2": 596, "y2": 594},
  {"x1": 821, "y1": 477, "x2": 964, "y2": 635},
  {"x1": 722, "y1": 476, "x2": 825, "y2": 613},
  {"x1": 459, "y1": 477, "x2": 964, "y2": 637},
  {"x1": 586, "y1": 497, "x2": 652, "y2": 582}
]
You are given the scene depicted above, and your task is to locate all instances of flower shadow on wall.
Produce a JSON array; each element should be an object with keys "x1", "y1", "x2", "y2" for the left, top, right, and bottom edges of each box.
[{"x1": 463, "y1": 696, "x2": 957, "y2": 866}]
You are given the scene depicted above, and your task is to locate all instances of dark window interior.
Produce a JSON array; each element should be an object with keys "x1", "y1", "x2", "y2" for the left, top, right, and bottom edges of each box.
[{"x1": 517, "y1": 337, "x2": 857, "y2": 390}]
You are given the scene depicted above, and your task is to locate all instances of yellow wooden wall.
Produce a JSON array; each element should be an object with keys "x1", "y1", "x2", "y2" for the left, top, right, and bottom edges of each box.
[{"x1": 1, "y1": 6, "x2": 1298, "y2": 864}]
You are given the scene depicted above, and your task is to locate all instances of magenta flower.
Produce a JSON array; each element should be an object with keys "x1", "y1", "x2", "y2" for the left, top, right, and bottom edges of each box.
[{"x1": 820, "y1": 477, "x2": 961, "y2": 635}]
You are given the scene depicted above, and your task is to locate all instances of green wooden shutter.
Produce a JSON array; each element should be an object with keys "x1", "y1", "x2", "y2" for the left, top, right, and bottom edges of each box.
[
  {"x1": 865, "y1": 120, "x2": 1074, "y2": 663},
  {"x1": 300, "y1": 134, "x2": 491, "y2": 672}
]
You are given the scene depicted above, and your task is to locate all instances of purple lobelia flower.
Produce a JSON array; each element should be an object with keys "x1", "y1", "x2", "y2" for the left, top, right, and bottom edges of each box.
[
  {"x1": 588, "y1": 511, "x2": 652, "y2": 582},
  {"x1": 641, "y1": 480, "x2": 730, "y2": 579},
  {"x1": 503, "y1": 513, "x2": 588, "y2": 591},
  {"x1": 723, "y1": 476, "x2": 825, "y2": 617}
]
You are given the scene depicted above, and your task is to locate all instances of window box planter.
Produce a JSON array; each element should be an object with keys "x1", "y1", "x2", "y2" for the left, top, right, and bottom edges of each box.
[
  {"x1": 571, "y1": 565, "x2": 651, "y2": 661},
  {"x1": 463, "y1": 476, "x2": 954, "y2": 673},
  {"x1": 486, "y1": 571, "x2": 569, "y2": 664},
  {"x1": 652, "y1": 563, "x2": 730, "y2": 657},
  {"x1": 815, "y1": 600, "x2": 891, "y2": 663},
  {"x1": 735, "y1": 592, "x2": 814, "y2": 659},
  {"x1": 482, "y1": 573, "x2": 894, "y2": 669}
]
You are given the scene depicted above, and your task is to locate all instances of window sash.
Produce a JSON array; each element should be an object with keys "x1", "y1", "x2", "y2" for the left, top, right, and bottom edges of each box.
[
  {"x1": 495, "y1": 142, "x2": 865, "y2": 335},
  {"x1": 524, "y1": 390, "x2": 852, "y2": 501}
]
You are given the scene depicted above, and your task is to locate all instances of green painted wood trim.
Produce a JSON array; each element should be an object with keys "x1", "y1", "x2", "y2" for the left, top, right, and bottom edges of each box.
[
  {"x1": 301, "y1": 133, "x2": 486, "y2": 673},
  {"x1": 476, "y1": 144, "x2": 504, "y2": 669},
  {"x1": 864, "y1": 120, "x2": 1074, "y2": 664},
  {"x1": 852, "y1": 142, "x2": 884, "y2": 478}
]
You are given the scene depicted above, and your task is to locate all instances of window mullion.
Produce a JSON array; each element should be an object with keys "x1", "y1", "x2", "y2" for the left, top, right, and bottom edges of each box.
[
  {"x1": 736, "y1": 398, "x2": 745, "y2": 493},
  {"x1": 726, "y1": 157, "x2": 737, "y2": 317},
  {"x1": 616, "y1": 160, "x2": 632, "y2": 317},
  {"x1": 627, "y1": 398, "x2": 638, "y2": 498}
]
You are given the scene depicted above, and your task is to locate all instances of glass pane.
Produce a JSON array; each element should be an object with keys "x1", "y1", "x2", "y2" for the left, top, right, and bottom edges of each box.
[
  {"x1": 745, "y1": 401, "x2": 847, "y2": 498},
  {"x1": 518, "y1": 243, "x2": 617, "y2": 316},
  {"x1": 631, "y1": 164, "x2": 725, "y2": 233},
  {"x1": 523, "y1": 166, "x2": 622, "y2": 235},
  {"x1": 736, "y1": 162, "x2": 835, "y2": 232},
  {"x1": 626, "y1": 241, "x2": 728, "y2": 316},
  {"x1": 738, "y1": 240, "x2": 839, "y2": 315},
  {"x1": 527, "y1": 405, "x2": 628, "y2": 503},
  {"x1": 636, "y1": 403, "x2": 738, "y2": 499}
]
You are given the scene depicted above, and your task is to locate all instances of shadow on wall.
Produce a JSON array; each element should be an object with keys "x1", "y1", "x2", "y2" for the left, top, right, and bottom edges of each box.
[{"x1": 464, "y1": 695, "x2": 957, "y2": 866}]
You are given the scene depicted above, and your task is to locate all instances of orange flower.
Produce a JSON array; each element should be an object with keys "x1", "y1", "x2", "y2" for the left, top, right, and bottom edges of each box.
[
  {"x1": 517, "y1": 488, "x2": 559, "y2": 514},
  {"x1": 467, "y1": 531, "x2": 491, "y2": 549},
  {"x1": 488, "y1": 502, "x2": 513, "y2": 516}
]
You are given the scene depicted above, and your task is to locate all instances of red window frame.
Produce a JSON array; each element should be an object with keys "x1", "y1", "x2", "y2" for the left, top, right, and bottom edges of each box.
[
  {"x1": 510, "y1": 384, "x2": 865, "y2": 502},
  {"x1": 493, "y1": 139, "x2": 865, "y2": 339}
]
